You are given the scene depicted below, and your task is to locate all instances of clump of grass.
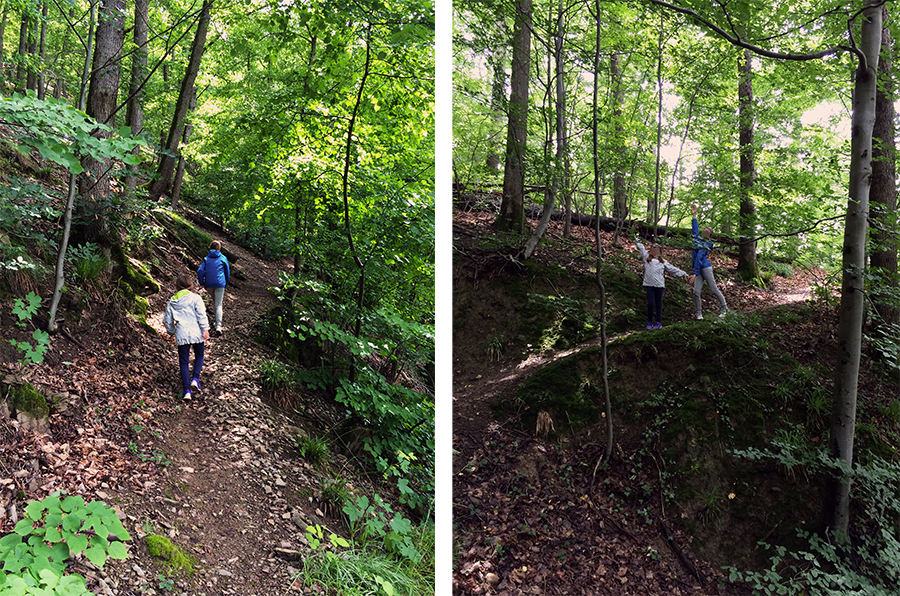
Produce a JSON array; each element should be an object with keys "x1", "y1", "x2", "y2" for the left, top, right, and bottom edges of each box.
[
  {"x1": 145, "y1": 535, "x2": 197, "y2": 577},
  {"x1": 258, "y1": 358, "x2": 301, "y2": 408},
  {"x1": 320, "y1": 477, "x2": 349, "y2": 517},
  {"x1": 297, "y1": 434, "x2": 329, "y2": 467},
  {"x1": 295, "y1": 544, "x2": 430, "y2": 596}
]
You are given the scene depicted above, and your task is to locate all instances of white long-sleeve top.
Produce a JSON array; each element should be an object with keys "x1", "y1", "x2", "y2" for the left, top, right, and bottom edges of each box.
[{"x1": 636, "y1": 242, "x2": 687, "y2": 288}]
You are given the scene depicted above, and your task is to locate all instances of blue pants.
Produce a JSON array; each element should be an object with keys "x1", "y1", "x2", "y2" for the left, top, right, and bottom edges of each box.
[
  {"x1": 177, "y1": 342, "x2": 205, "y2": 393},
  {"x1": 645, "y1": 286, "x2": 665, "y2": 323}
]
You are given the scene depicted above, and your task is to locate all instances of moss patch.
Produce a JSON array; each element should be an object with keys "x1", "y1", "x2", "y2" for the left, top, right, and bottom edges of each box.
[
  {"x1": 7, "y1": 382, "x2": 49, "y2": 418},
  {"x1": 146, "y1": 534, "x2": 197, "y2": 576}
]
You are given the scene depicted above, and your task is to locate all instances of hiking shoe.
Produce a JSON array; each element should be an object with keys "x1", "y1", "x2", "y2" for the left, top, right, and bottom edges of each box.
[
  {"x1": 653, "y1": 322, "x2": 662, "y2": 329},
  {"x1": 695, "y1": 313, "x2": 704, "y2": 320},
  {"x1": 191, "y1": 378, "x2": 201, "y2": 392},
  {"x1": 719, "y1": 309, "x2": 729, "y2": 318},
  {"x1": 183, "y1": 391, "x2": 192, "y2": 401},
  {"x1": 645, "y1": 322, "x2": 653, "y2": 330}
]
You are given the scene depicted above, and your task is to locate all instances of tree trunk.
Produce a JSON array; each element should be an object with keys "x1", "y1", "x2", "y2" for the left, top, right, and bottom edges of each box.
[
  {"x1": 75, "y1": 0, "x2": 125, "y2": 245},
  {"x1": 125, "y1": 0, "x2": 149, "y2": 193},
  {"x1": 150, "y1": 0, "x2": 212, "y2": 201},
  {"x1": 556, "y1": 0, "x2": 571, "y2": 238},
  {"x1": 0, "y1": 1, "x2": 7, "y2": 65},
  {"x1": 827, "y1": 2, "x2": 882, "y2": 535},
  {"x1": 15, "y1": 12, "x2": 27, "y2": 92},
  {"x1": 486, "y1": 27, "x2": 506, "y2": 173},
  {"x1": 737, "y1": 48, "x2": 759, "y2": 281},
  {"x1": 36, "y1": 0, "x2": 46, "y2": 99},
  {"x1": 48, "y1": 3, "x2": 95, "y2": 332},
  {"x1": 651, "y1": 13, "x2": 663, "y2": 228},
  {"x1": 495, "y1": 0, "x2": 531, "y2": 234},
  {"x1": 170, "y1": 88, "x2": 197, "y2": 208},
  {"x1": 591, "y1": 0, "x2": 604, "y2": 218},
  {"x1": 870, "y1": 6, "x2": 899, "y2": 338},
  {"x1": 611, "y1": 53, "x2": 627, "y2": 221}
]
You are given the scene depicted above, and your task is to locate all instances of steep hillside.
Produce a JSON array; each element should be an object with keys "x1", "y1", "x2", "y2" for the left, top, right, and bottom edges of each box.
[
  {"x1": 452, "y1": 208, "x2": 898, "y2": 595},
  {"x1": 0, "y1": 190, "x2": 420, "y2": 594}
]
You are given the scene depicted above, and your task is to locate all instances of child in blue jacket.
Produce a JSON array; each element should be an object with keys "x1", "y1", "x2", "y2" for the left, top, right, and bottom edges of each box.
[
  {"x1": 197, "y1": 240, "x2": 230, "y2": 336},
  {"x1": 636, "y1": 239, "x2": 688, "y2": 329},
  {"x1": 691, "y1": 204, "x2": 728, "y2": 319}
]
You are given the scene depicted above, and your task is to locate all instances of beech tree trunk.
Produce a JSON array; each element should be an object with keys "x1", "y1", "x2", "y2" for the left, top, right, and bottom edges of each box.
[
  {"x1": 15, "y1": 12, "x2": 27, "y2": 92},
  {"x1": 171, "y1": 89, "x2": 197, "y2": 208},
  {"x1": 611, "y1": 53, "x2": 627, "y2": 221},
  {"x1": 870, "y1": 6, "x2": 899, "y2": 337},
  {"x1": 75, "y1": 0, "x2": 124, "y2": 245},
  {"x1": 150, "y1": 0, "x2": 212, "y2": 201},
  {"x1": 737, "y1": 48, "x2": 759, "y2": 281},
  {"x1": 827, "y1": 2, "x2": 881, "y2": 535},
  {"x1": 125, "y1": 0, "x2": 149, "y2": 193},
  {"x1": 495, "y1": 0, "x2": 531, "y2": 234}
]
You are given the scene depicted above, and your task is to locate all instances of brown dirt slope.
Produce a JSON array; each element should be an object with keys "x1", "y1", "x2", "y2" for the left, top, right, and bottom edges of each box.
[{"x1": 1, "y1": 222, "x2": 360, "y2": 595}]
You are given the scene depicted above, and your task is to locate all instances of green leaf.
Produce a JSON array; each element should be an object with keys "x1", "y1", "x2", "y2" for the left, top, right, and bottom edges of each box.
[
  {"x1": 84, "y1": 545, "x2": 106, "y2": 567},
  {"x1": 66, "y1": 534, "x2": 88, "y2": 556},
  {"x1": 13, "y1": 519, "x2": 34, "y2": 536},
  {"x1": 106, "y1": 541, "x2": 128, "y2": 560}
]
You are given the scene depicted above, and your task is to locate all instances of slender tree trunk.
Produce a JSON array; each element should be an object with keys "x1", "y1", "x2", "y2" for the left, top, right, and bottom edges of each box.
[
  {"x1": 611, "y1": 53, "x2": 627, "y2": 221},
  {"x1": 486, "y1": 28, "x2": 506, "y2": 172},
  {"x1": 25, "y1": 8, "x2": 35, "y2": 91},
  {"x1": 651, "y1": 13, "x2": 663, "y2": 228},
  {"x1": 0, "y1": 1, "x2": 7, "y2": 66},
  {"x1": 170, "y1": 88, "x2": 196, "y2": 208},
  {"x1": 75, "y1": 0, "x2": 124, "y2": 245},
  {"x1": 150, "y1": 0, "x2": 212, "y2": 201},
  {"x1": 48, "y1": 3, "x2": 95, "y2": 332},
  {"x1": 15, "y1": 12, "x2": 27, "y2": 92},
  {"x1": 591, "y1": 0, "x2": 604, "y2": 218},
  {"x1": 827, "y1": 2, "x2": 882, "y2": 535},
  {"x1": 495, "y1": 0, "x2": 531, "y2": 233},
  {"x1": 35, "y1": 0, "x2": 46, "y2": 99},
  {"x1": 556, "y1": 0, "x2": 571, "y2": 238},
  {"x1": 870, "y1": 6, "x2": 899, "y2": 337},
  {"x1": 125, "y1": 0, "x2": 149, "y2": 192},
  {"x1": 737, "y1": 48, "x2": 759, "y2": 281}
]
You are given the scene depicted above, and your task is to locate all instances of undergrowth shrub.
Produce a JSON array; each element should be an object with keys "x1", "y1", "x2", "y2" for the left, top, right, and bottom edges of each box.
[
  {"x1": 726, "y1": 443, "x2": 900, "y2": 595},
  {"x1": 0, "y1": 493, "x2": 131, "y2": 596}
]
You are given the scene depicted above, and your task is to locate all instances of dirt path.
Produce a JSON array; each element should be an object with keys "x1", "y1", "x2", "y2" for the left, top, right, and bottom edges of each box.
[{"x1": 1, "y1": 229, "x2": 344, "y2": 596}]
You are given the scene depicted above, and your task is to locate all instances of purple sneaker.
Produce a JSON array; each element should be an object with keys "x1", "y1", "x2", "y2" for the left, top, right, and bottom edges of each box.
[
  {"x1": 653, "y1": 322, "x2": 662, "y2": 329},
  {"x1": 191, "y1": 378, "x2": 201, "y2": 392},
  {"x1": 645, "y1": 322, "x2": 653, "y2": 330}
]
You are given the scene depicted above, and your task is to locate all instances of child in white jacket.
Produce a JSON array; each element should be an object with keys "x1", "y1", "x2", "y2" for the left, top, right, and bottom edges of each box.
[
  {"x1": 163, "y1": 274, "x2": 210, "y2": 400},
  {"x1": 636, "y1": 240, "x2": 688, "y2": 329}
]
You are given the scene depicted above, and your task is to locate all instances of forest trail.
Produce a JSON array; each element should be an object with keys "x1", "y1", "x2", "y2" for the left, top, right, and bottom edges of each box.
[{"x1": 1, "y1": 222, "x2": 342, "y2": 596}]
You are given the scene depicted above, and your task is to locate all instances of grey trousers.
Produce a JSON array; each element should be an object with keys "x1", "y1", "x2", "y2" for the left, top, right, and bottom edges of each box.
[
  {"x1": 693, "y1": 267, "x2": 727, "y2": 316},
  {"x1": 210, "y1": 287, "x2": 225, "y2": 330}
]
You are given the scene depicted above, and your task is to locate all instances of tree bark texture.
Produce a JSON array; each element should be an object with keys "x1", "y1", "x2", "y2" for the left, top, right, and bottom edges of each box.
[
  {"x1": 125, "y1": 0, "x2": 149, "y2": 192},
  {"x1": 737, "y1": 48, "x2": 759, "y2": 281},
  {"x1": 827, "y1": 2, "x2": 882, "y2": 535},
  {"x1": 150, "y1": 0, "x2": 212, "y2": 201},
  {"x1": 611, "y1": 53, "x2": 627, "y2": 220},
  {"x1": 495, "y1": 0, "x2": 531, "y2": 234},
  {"x1": 870, "y1": 6, "x2": 899, "y2": 334},
  {"x1": 76, "y1": 0, "x2": 124, "y2": 245}
]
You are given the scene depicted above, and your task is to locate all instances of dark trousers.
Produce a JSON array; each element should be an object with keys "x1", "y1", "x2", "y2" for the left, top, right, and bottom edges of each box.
[
  {"x1": 177, "y1": 342, "x2": 205, "y2": 393},
  {"x1": 645, "y1": 286, "x2": 665, "y2": 323}
]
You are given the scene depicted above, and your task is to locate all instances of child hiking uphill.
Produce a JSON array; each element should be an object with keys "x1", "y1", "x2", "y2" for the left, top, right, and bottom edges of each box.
[
  {"x1": 163, "y1": 274, "x2": 210, "y2": 400},
  {"x1": 635, "y1": 238, "x2": 688, "y2": 329},
  {"x1": 690, "y1": 203, "x2": 728, "y2": 320}
]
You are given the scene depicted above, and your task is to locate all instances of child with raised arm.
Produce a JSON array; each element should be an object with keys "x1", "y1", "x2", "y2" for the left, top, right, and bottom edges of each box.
[
  {"x1": 163, "y1": 274, "x2": 210, "y2": 400},
  {"x1": 690, "y1": 203, "x2": 728, "y2": 319},
  {"x1": 635, "y1": 238, "x2": 688, "y2": 329}
]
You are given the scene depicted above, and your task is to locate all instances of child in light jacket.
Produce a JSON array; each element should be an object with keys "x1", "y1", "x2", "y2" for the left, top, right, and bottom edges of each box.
[
  {"x1": 163, "y1": 274, "x2": 210, "y2": 400},
  {"x1": 636, "y1": 240, "x2": 687, "y2": 329}
]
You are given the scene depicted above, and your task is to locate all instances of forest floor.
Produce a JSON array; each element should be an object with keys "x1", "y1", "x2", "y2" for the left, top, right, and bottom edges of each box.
[
  {"x1": 1, "y1": 222, "x2": 364, "y2": 595},
  {"x1": 451, "y1": 207, "x2": 842, "y2": 596}
]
